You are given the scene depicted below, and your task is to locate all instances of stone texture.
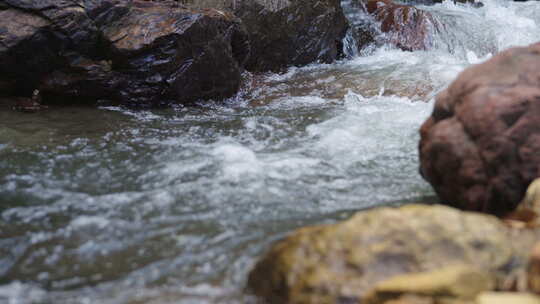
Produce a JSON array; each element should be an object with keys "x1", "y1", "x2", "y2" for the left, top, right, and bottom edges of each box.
[
  {"x1": 180, "y1": 0, "x2": 349, "y2": 72},
  {"x1": 351, "y1": 0, "x2": 441, "y2": 51},
  {"x1": 419, "y1": 43, "x2": 540, "y2": 215},
  {"x1": 522, "y1": 179, "x2": 540, "y2": 214},
  {"x1": 528, "y1": 243, "x2": 540, "y2": 294},
  {"x1": 248, "y1": 204, "x2": 540, "y2": 304},
  {"x1": 476, "y1": 292, "x2": 540, "y2": 304},
  {"x1": 362, "y1": 265, "x2": 494, "y2": 304},
  {"x1": 0, "y1": 0, "x2": 249, "y2": 106},
  {"x1": 366, "y1": 0, "x2": 440, "y2": 51}
]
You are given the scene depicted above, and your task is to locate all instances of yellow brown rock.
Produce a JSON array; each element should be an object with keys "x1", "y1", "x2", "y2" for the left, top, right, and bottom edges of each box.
[
  {"x1": 528, "y1": 243, "x2": 540, "y2": 294},
  {"x1": 248, "y1": 204, "x2": 540, "y2": 304},
  {"x1": 504, "y1": 179, "x2": 540, "y2": 228},
  {"x1": 522, "y1": 179, "x2": 540, "y2": 215},
  {"x1": 362, "y1": 265, "x2": 494, "y2": 304},
  {"x1": 475, "y1": 292, "x2": 540, "y2": 304}
]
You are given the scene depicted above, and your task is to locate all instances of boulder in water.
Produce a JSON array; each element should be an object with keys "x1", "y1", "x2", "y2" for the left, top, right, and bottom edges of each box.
[
  {"x1": 364, "y1": 0, "x2": 441, "y2": 51},
  {"x1": 419, "y1": 42, "x2": 540, "y2": 215}
]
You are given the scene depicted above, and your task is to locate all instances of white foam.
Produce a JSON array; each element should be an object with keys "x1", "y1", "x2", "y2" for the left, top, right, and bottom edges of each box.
[
  {"x1": 212, "y1": 144, "x2": 261, "y2": 181},
  {"x1": 70, "y1": 216, "x2": 110, "y2": 229},
  {"x1": 0, "y1": 282, "x2": 46, "y2": 304}
]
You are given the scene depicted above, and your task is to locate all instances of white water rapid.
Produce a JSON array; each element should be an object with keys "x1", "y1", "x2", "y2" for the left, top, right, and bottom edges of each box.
[{"x1": 1, "y1": 0, "x2": 540, "y2": 303}]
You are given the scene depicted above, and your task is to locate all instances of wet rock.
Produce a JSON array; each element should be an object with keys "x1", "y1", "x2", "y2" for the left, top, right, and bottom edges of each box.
[
  {"x1": 0, "y1": 0, "x2": 249, "y2": 106},
  {"x1": 419, "y1": 42, "x2": 540, "y2": 215},
  {"x1": 0, "y1": 0, "x2": 100, "y2": 95},
  {"x1": 522, "y1": 179, "x2": 540, "y2": 215},
  {"x1": 363, "y1": 0, "x2": 441, "y2": 51},
  {"x1": 236, "y1": 0, "x2": 348, "y2": 72},
  {"x1": 392, "y1": 0, "x2": 482, "y2": 7},
  {"x1": 51, "y1": 1, "x2": 248, "y2": 105},
  {"x1": 347, "y1": 26, "x2": 377, "y2": 55},
  {"x1": 476, "y1": 292, "x2": 540, "y2": 304},
  {"x1": 11, "y1": 90, "x2": 47, "y2": 113},
  {"x1": 528, "y1": 243, "x2": 540, "y2": 294},
  {"x1": 362, "y1": 265, "x2": 494, "y2": 304},
  {"x1": 248, "y1": 204, "x2": 540, "y2": 304},
  {"x1": 503, "y1": 179, "x2": 540, "y2": 228},
  {"x1": 181, "y1": 0, "x2": 349, "y2": 72}
]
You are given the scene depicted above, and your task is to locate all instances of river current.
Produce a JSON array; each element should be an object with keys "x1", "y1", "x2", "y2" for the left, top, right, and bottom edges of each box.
[{"x1": 1, "y1": 1, "x2": 540, "y2": 303}]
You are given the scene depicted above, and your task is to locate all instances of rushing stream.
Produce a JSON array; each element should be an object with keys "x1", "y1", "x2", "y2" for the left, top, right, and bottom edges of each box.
[{"x1": 2, "y1": 0, "x2": 540, "y2": 303}]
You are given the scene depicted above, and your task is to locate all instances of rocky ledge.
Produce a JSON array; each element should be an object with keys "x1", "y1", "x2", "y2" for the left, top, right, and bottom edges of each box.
[{"x1": 0, "y1": 0, "x2": 348, "y2": 107}]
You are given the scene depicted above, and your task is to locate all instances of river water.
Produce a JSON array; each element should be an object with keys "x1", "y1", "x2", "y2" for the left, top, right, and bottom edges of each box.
[{"x1": 1, "y1": 1, "x2": 540, "y2": 303}]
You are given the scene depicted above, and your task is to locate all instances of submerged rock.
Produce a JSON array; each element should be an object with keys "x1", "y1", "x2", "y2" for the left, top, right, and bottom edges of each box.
[
  {"x1": 351, "y1": 0, "x2": 441, "y2": 51},
  {"x1": 248, "y1": 204, "x2": 540, "y2": 304},
  {"x1": 353, "y1": 0, "x2": 443, "y2": 51},
  {"x1": 11, "y1": 90, "x2": 47, "y2": 113},
  {"x1": 419, "y1": 42, "x2": 540, "y2": 215}
]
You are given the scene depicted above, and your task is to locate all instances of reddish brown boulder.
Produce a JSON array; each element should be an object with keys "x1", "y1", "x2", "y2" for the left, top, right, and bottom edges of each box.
[
  {"x1": 365, "y1": 0, "x2": 441, "y2": 51},
  {"x1": 419, "y1": 42, "x2": 540, "y2": 216}
]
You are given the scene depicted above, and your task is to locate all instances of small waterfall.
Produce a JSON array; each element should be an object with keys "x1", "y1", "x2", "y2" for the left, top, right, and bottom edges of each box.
[
  {"x1": 341, "y1": 0, "x2": 379, "y2": 57},
  {"x1": 341, "y1": 0, "x2": 540, "y2": 60}
]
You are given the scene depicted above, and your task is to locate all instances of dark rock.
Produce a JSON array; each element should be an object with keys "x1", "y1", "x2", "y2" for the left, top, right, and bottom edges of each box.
[
  {"x1": 396, "y1": 0, "x2": 443, "y2": 5},
  {"x1": 0, "y1": 0, "x2": 249, "y2": 106},
  {"x1": 419, "y1": 42, "x2": 540, "y2": 216},
  {"x1": 234, "y1": 0, "x2": 348, "y2": 72},
  {"x1": 1, "y1": 0, "x2": 348, "y2": 105},
  {"x1": 12, "y1": 90, "x2": 47, "y2": 112},
  {"x1": 181, "y1": 0, "x2": 349, "y2": 72},
  {"x1": 347, "y1": 26, "x2": 377, "y2": 55},
  {"x1": 390, "y1": 0, "x2": 482, "y2": 6}
]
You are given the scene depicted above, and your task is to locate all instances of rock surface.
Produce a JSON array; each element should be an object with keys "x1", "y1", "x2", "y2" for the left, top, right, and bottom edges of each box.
[
  {"x1": 419, "y1": 42, "x2": 540, "y2": 215},
  {"x1": 351, "y1": 0, "x2": 441, "y2": 51},
  {"x1": 181, "y1": 0, "x2": 349, "y2": 72},
  {"x1": 0, "y1": 0, "x2": 249, "y2": 106},
  {"x1": 362, "y1": 265, "x2": 494, "y2": 304},
  {"x1": 528, "y1": 243, "x2": 540, "y2": 294},
  {"x1": 248, "y1": 204, "x2": 540, "y2": 304},
  {"x1": 476, "y1": 292, "x2": 540, "y2": 304}
]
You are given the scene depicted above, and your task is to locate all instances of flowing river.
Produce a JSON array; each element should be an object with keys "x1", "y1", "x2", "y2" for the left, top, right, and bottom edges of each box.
[{"x1": 1, "y1": 0, "x2": 540, "y2": 303}]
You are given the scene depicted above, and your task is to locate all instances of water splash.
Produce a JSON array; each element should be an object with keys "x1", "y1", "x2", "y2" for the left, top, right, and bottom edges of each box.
[{"x1": 1, "y1": 0, "x2": 540, "y2": 303}]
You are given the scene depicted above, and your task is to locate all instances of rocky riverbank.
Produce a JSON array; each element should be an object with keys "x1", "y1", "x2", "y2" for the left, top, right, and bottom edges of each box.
[
  {"x1": 1, "y1": 0, "x2": 474, "y2": 108},
  {"x1": 247, "y1": 42, "x2": 540, "y2": 303},
  {"x1": 0, "y1": 0, "x2": 348, "y2": 107},
  {"x1": 248, "y1": 184, "x2": 540, "y2": 304}
]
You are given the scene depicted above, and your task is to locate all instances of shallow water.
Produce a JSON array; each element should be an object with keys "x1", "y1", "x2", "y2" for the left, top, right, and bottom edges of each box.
[{"x1": 1, "y1": 0, "x2": 540, "y2": 303}]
